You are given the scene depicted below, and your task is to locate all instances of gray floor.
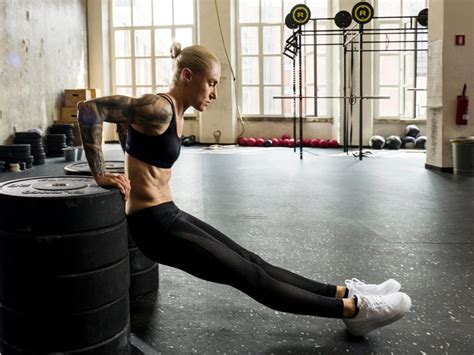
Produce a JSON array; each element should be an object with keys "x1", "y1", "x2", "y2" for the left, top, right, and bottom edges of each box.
[{"x1": 1, "y1": 145, "x2": 473, "y2": 354}]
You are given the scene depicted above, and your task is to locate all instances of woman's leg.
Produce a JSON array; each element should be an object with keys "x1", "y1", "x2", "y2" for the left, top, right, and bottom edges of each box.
[
  {"x1": 180, "y1": 211, "x2": 338, "y2": 298},
  {"x1": 128, "y1": 206, "x2": 343, "y2": 318}
]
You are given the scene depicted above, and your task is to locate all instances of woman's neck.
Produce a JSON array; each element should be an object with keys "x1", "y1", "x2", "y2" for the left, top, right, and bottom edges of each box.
[{"x1": 167, "y1": 85, "x2": 189, "y2": 118}]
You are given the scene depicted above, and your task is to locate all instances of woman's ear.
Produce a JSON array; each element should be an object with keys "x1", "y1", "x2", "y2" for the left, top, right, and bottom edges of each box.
[{"x1": 181, "y1": 68, "x2": 192, "y2": 85}]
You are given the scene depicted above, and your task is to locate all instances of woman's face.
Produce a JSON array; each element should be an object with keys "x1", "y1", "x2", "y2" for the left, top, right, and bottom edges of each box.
[{"x1": 187, "y1": 61, "x2": 221, "y2": 112}]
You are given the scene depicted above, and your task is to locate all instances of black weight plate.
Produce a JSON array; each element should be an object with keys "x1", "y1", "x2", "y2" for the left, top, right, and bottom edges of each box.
[
  {"x1": 0, "y1": 176, "x2": 125, "y2": 233},
  {"x1": 0, "y1": 144, "x2": 30, "y2": 152},
  {"x1": 0, "y1": 219, "x2": 128, "y2": 274},
  {"x1": 46, "y1": 137, "x2": 67, "y2": 143},
  {"x1": 65, "y1": 160, "x2": 125, "y2": 175},
  {"x1": 352, "y1": 1, "x2": 374, "y2": 24},
  {"x1": 334, "y1": 10, "x2": 352, "y2": 28},
  {"x1": 417, "y1": 8, "x2": 428, "y2": 27},
  {"x1": 0, "y1": 151, "x2": 31, "y2": 160},
  {"x1": 32, "y1": 152, "x2": 46, "y2": 158},
  {"x1": 285, "y1": 13, "x2": 298, "y2": 29},
  {"x1": 130, "y1": 264, "x2": 159, "y2": 298},
  {"x1": 1, "y1": 293, "x2": 129, "y2": 352},
  {"x1": 128, "y1": 229, "x2": 136, "y2": 248},
  {"x1": 51, "y1": 124, "x2": 74, "y2": 129},
  {"x1": 0, "y1": 255, "x2": 130, "y2": 312},
  {"x1": 13, "y1": 137, "x2": 42, "y2": 144},
  {"x1": 129, "y1": 246, "x2": 156, "y2": 272},
  {"x1": 14, "y1": 132, "x2": 42, "y2": 139},
  {"x1": 1, "y1": 323, "x2": 131, "y2": 355},
  {"x1": 290, "y1": 4, "x2": 311, "y2": 26}
]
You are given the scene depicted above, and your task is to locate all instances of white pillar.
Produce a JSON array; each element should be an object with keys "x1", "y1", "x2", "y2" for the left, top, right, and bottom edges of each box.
[
  {"x1": 197, "y1": 0, "x2": 237, "y2": 144},
  {"x1": 425, "y1": 0, "x2": 474, "y2": 170}
]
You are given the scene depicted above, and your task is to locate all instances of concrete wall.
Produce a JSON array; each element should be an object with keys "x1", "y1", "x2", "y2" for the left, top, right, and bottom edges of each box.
[
  {"x1": 0, "y1": 0, "x2": 88, "y2": 144},
  {"x1": 426, "y1": 0, "x2": 474, "y2": 169}
]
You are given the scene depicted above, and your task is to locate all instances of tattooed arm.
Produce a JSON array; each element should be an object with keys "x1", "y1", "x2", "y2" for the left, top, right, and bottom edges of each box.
[
  {"x1": 116, "y1": 123, "x2": 129, "y2": 152},
  {"x1": 77, "y1": 94, "x2": 173, "y2": 200}
]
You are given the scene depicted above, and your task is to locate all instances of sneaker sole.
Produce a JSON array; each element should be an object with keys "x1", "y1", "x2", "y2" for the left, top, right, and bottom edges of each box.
[{"x1": 349, "y1": 308, "x2": 407, "y2": 337}]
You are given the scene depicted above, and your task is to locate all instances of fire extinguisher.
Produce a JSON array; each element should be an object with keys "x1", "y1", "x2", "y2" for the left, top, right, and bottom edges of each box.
[{"x1": 456, "y1": 84, "x2": 469, "y2": 125}]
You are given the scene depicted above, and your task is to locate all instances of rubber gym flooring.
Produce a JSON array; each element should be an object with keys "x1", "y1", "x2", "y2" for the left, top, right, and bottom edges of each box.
[{"x1": 0, "y1": 144, "x2": 472, "y2": 354}]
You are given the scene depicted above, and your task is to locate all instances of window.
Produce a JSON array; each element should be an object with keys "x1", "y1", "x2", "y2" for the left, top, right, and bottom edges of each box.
[
  {"x1": 237, "y1": 0, "x2": 330, "y2": 117},
  {"x1": 110, "y1": 0, "x2": 196, "y2": 97},
  {"x1": 374, "y1": 0, "x2": 428, "y2": 118}
]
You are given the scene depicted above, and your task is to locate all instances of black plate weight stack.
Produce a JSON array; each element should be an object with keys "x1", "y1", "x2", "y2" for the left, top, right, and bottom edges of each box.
[
  {"x1": 0, "y1": 176, "x2": 131, "y2": 354},
  {"x1": 63, "y1": 161, "x2": 160, "y2": 298}
]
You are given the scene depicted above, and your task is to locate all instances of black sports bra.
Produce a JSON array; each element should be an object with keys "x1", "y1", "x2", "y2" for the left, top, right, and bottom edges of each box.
[{"x1": 125, "y1": 94, "x2": 181, "y2": 169}]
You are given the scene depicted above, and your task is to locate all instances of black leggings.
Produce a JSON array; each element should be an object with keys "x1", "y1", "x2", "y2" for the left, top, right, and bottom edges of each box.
[{"x1": 126, "y1": 202, "x2": 343, "y2": 318}]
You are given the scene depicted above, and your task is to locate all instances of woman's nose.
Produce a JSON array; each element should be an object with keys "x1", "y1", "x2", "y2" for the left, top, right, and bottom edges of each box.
[{"x1": 210, "y1": 87, "x2": 218, "y2": 100}]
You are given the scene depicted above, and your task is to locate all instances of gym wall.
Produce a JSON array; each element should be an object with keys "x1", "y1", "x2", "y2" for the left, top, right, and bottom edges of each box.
[{"x1": 0, "y1": 0, "x2": 88, "y2": 145}]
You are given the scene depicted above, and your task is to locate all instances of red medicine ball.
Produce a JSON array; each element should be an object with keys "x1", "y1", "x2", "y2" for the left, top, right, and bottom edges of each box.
[
  {"x1": 247, "y1": 137, "x2": 257, "y2": 146},
  {"x1": 238, "y1": 137, "x2": 248, "y2": 146},
  {"x1": 319, "y1": 139, "x2": 328, "y2": 148},
  {"x1": 281, "y1": 133, "x2": 290, "y2": 140},
  {"x1": 256, "y1": 138, "x2": 265, "y2": 146},
  {"x1": 328, "y1": 139, "x2": 339, "y2": 148},
  {"x1": 271, "y1": 138, "x2": 280, "y2": 146},
  {"x1": 310, "y1": 139, "x2": 320, "y2": 147}
]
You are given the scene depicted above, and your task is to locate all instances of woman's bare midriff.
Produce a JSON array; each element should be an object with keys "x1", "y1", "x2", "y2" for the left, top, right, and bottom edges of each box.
[{"x1": 125, "y1": 153, "x2": 173, "y2": 215}]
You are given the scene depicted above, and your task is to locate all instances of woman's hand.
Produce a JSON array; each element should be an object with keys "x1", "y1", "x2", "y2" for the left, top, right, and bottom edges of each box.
[{"x1": 95, "y1": 173, "x2": 131, "y2": 201}]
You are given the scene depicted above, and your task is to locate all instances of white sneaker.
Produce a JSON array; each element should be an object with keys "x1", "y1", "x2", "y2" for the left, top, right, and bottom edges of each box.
[
  {"x1": 345, "y1": 278, "x2": 401, "y2": 298},
  {"x1": 343, "y1": 292, "x2": 412, "y2": 336}
]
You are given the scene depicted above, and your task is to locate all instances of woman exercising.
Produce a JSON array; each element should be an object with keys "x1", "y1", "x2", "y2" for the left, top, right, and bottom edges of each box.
[{"x1": 78, "y1": 43, "x2": 411, "y2": 337}]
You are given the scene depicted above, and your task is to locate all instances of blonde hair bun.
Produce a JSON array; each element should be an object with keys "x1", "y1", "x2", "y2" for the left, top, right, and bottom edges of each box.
[{"x1": 170, "y1": 42, "x2": 182, "y2": 59}]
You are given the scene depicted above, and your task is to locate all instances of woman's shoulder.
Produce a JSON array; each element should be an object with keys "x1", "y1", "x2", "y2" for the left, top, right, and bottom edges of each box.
[{"x1": 132, "y1": 94, "x2": 174, "y2": 128}]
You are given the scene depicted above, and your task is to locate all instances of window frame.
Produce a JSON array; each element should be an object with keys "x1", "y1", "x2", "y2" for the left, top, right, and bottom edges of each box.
[
  {"x1": 373, "y1": 0, "x2": 428, "y2": 120},
  {"x1": 236, "y1": 0, "x2": 331, "y2": 118},
  {"x1": 109, "y1": 0, "x2": 197, "y2": 100}
]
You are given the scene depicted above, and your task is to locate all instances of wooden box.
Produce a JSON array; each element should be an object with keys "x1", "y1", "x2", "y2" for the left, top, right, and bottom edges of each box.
[
  {"x1": 61, "y1": 107, "x2": 78, "y2": 121},
  {"x1": 64, "y1": 89, "x2": 92, "y2": 107},
  {"x1": 89, "y1": 88, "x2": 101, "y2": 98}
]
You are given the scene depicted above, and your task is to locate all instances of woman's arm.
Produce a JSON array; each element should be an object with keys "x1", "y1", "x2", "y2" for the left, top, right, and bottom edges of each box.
[{"x1": 77, "y1": 94, "x2": 173, "y2": 200}]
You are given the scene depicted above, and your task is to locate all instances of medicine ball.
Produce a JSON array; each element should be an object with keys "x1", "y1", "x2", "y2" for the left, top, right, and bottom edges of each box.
[
  {"x1": 281, "y1": 133, "x2": 290, "y2": 140},
  {"x1": 247, "y1": 137, "x2": 257, "y2": 146},
  {"x1": 328, "y1": 139, "x2": 339, "y2": 148},
  {"x1": 256, "y1": 138, "x2": 265, "y2": 146},
  {"x1": 303, "y1": 138, "x2": 311, "y2": 147},
  {"x1": 287, "y1": 139, "x2": 295, "y2": 147},
  {"x1": 385, "y1": 135, "x2": 402, "y2": 150},
  {"x1": 369, "y1": 135, "x2": 385, "y2": 149},
  {"x1": 264, "y1": 139, "x2": 272, "y2": 147},
  {"x1": 238, "y1": 137, "x2": 248, "y2": 146},
  {"x1": 415, "y1": 136, "x2": 427, "y2": 149},
  {"x1": 310, "y1": 139, "x2": 320, "y2": 147},
  {"x1": 271, "y1": 138, "x2": 280, "y2": 146},
  {"x1": 405, "y1": 124, "x2": 420, "y2": 138},
  {"x1": 319, "y1": 140, "x2": 328, "y2": 148},
  {"x1": 402, "y1": 136, "x2": 416, "y2": 149}
]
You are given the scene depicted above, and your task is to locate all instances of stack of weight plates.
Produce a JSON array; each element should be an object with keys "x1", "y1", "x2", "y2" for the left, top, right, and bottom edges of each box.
[
  {"x1": 49, "y1": 124, "x2": 75, "y2": 147},
  {"x1": 13, "y1": 132, "x2": 46, "y2": 165},
  {"x1": 45, "y1": 134, "x2": 67, "y2": 157},
  {"x1": 0, "y1": 176, "x2": 131, "y2": 353},
  {"x1": 0, "y1": 161, "x2": 5, "y2": 173},
  {"x1": 0, "y1": 145, "x2": 34, "y2": 170},
  {"x1": 63, "y1": 160, "x2": 159, "y2": 298}
]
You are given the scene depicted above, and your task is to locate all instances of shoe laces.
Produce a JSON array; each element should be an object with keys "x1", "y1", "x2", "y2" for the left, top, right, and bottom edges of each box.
[
  {"x1": 362, "y1": 295, "x2": 387, "y2": 309},
  {"x1": 345, "y1": 278, "x2": 366, "y2": 290}
]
